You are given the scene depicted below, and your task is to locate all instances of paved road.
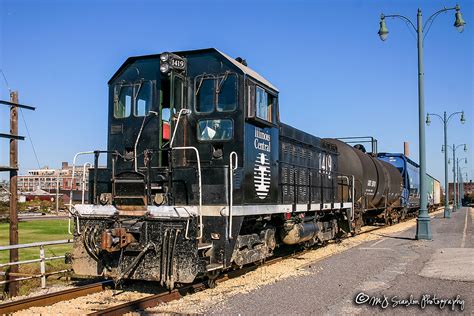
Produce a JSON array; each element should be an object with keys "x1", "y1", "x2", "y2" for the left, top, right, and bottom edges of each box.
[{"x1": 209, "y1": 207, "x2": 473, "y2": 315}]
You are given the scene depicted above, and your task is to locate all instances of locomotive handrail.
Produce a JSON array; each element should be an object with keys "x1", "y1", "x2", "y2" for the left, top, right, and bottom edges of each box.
[
  {"x1": 228, "y1": 151, "x2": 238, "y2": 239},
  {"x1": 172, "y1": 146, "x2": 203, "y2": 239},
  {"x1": 134, "y1": 110, "x2": 159, "y2": 172},
  {"x1": 81, "y1": 162, "x2": 92, "y2": 204},
  {"x1": 69, "y1": 150, "x2": 113, "y2": 235},
  {"x1": 170, "y1": 109, "x2": 191, "y2": 147},
  {"x1": 68, "y1": 151, "x2": 95, "y2": 234}
]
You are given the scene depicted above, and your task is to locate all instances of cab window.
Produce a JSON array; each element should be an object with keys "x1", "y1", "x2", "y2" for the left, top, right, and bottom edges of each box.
[
  {"x1": 135, "y1": 81, "x2": 152, "y2": 116},
  {"x1": 256, "y1": 86, "x2": 274, "y2": 122},
  {"x1": 194, "y1": 73, "x2": 237, "y2": 113},
  {"x1": 197, "y1": 119, "x2": 233, "y2": 141},
  {"x1": 196, "y1": 78, "x2": 214, "y2": 113},
  {"x1": 217, "y1": 74, "x2": 237, "y2": 112},
  {"x1": 247, "y1": 83, "x2": 276, "y2": 125},
  {"x1": 115, "y1": 86, "x2": 132, "y2": 118},
  {"x1": 114, "y1": 81, "x2": 154, "y2": 118}
]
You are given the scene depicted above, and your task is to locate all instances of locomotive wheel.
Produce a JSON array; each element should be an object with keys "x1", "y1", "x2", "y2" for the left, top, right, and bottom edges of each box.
[
  {"x1": 400, "y1": 208, "x2": 408, "y2": 221},
  {"x1": 207, "y1": 271, "x2": 220, "y2": 289}
]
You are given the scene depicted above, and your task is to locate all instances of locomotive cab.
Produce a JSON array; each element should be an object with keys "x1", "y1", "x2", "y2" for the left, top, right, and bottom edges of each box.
[{"x1": 95, "y1": 49, "x2": 280, "y2": 210}]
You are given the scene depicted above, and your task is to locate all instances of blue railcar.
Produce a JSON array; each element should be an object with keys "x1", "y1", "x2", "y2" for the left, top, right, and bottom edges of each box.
[{"x1": 377, "y1": 153, "x2": 420, "y2": 210}]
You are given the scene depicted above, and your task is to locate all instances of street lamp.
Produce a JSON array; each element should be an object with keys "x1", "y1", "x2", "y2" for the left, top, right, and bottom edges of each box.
[
  {"x1": 426, "y1": 110, "x2": 465, "y2": 218},
  {"x1": 446, "y1": 144, "x2": 467, "y2": 210},
  {"x1": 379, "y1": 5, "x2": 466, "y2": 240},
  {"x1": 457, "y1": 159, "x2": 468, "y2": 208},
  {"x1": 454, "y1": 4, "x2": 467, "y2": 33}
]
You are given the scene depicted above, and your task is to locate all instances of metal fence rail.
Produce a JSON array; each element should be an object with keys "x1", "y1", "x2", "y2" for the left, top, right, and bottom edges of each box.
[{"x1": 0, "y1": 239, "x2": 72, "y2": 288}]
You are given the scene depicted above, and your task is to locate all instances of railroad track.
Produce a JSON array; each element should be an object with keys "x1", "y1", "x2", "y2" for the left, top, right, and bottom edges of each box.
[
  {"x1": 89, "y1": 208, "x2": 446, "y2": 315},
  {"x1": 2, "y1": 207, "x2": 444, "y2": 315},
  {"x1": 87, "y1": 258, "x2": 285, "y2": 316},
  {"x1": 0, "y1": 280, "x2": 113, "y2": 314}
]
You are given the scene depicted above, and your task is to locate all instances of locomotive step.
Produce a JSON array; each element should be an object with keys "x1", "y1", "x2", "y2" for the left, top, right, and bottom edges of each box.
[
  {"x1": 198, "y1": 243, "x2": 213, "y2": 250},
  {"x1": 206, "y1": 263, "x2": 224, "y2": 272}
]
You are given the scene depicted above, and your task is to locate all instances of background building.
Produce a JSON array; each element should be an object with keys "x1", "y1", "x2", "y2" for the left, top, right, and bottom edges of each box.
[
  {"x1": 18, "y1": 162, "x2": 88, "y2": 192},
  {"x1": 17, "y1": 162, "x2": 89, "y2": 202},
  {"x1": 448, "y1": 180, "x2": 473, "y2": 200}
]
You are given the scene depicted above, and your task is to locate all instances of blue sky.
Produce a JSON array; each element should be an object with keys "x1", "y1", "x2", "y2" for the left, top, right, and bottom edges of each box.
[{"x1": 0, "y1": 0, "x2": 473, "y2": 186}]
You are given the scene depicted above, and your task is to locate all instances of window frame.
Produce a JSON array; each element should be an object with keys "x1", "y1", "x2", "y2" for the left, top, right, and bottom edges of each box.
[
  {"x1": 193, "y1": 72, "x2": 239, "y2": 114},
  {"x1": 196, "y1": 118, "x2": 235, "y2": 142},
  {"x1": 114, "y1": 84, "x2": 133, "y2": 119},
  {"x1": 246, "y1": 78, "x2": 278, "y2": 127},
  {"x1": 113, "y1": 80, "x2": 155, "y2": 119},
  {"x1": 134, "y1": 81, "x2": 153, "y2": 117},
  {"x1": 194, "y1": 74, "x2": 216, "y2": 114},
  {"x1": 216, "y1": 72, "x2": 238, "y2": 113}
]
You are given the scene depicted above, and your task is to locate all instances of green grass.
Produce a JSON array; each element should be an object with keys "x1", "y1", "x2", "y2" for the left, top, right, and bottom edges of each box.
[
  {"x1": 0, "y1": 220, "x2": 72, "y2": 263},
  {"x1": 0, "y1": 220, "x2": 74, "y2": 296}
]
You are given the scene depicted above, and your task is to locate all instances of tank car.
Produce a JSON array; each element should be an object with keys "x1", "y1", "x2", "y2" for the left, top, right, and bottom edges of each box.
[
  {"x1": 69, "y1": 48, "x2": 402, "y2": 289},
  {"x1": 324, "y1": 140, "x2": 403, "y2": 224}
]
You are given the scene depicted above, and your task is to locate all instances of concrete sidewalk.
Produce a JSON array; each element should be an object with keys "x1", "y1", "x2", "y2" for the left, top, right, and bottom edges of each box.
[{"x1": 209, "y1": 207, "x2": 473, "y2": 315}]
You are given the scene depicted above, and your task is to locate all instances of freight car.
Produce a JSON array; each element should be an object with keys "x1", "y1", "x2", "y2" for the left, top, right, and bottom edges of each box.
[
  {"x1": 377, "y1": 153, "x2": 441, "y2": 212},
  {"x1": 69, "y1": 48, "x2": 404, "y2": 289},
  {"x1": 324, "y1": 140, "x2": 403, "y2": 225},
  {"x1": 427, "y1": 174, "x2": 442, "y2": 210}
]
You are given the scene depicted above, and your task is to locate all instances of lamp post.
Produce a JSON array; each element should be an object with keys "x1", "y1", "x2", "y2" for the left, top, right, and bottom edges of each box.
[
  {"x1": 426, "y1": 111, "x2": 465, "y2": 218},
  {"x1": 447, "y1": 144, "x2": 467, "y2": 210},
  {"x1": 457, "y1": 161, "x2": 468, "y2": 208},
  {"x1": 378, "y1": 5, "x2": 466, "y2": 240}
]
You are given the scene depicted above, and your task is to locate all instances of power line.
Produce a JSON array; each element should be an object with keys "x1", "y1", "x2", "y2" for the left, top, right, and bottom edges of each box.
[
  {"x1": 0, "y1": 69, "x2": 41, "y2": 169},
  {"x1": 0, "y1": 69, "x2": 11, "y2": 93},
  {"x1": 19, "y1": 107, "x2": 41, "y2": 168}
]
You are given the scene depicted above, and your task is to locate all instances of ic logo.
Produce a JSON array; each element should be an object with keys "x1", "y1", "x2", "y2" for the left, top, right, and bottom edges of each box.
[{"x1": 254, "y1": 152, "x2": 271, "y2": 199}]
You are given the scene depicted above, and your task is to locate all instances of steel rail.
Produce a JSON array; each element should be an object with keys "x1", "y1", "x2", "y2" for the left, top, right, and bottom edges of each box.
[
  {"x1": 88, "y1": 206, "x2": 445, "y2": 315},
  {"x1": 0, "y1": 280, "x2": 113, "y2": 314},
  {"x1": 3, "y1": 206, "x2": 444, "y2": 315}
]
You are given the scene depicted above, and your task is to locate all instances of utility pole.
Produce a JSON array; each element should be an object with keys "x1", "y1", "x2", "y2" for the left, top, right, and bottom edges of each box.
[
  {"x1": 0, "y1": 93, "x2": 35, "y2": 297},
  {"x1": 9, "y1": 91, "x2": 19, "y2": 297}
]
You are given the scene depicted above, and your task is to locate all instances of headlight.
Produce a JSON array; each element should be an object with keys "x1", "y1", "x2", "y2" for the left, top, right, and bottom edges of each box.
[
  {"x1": 160, "y1": 63, "x2": 170, "y2": 73},
  {"x1": 99, "y1": 193, "x2": 111, "y2": 205},
  {"x1": 160, "y1": 53, "x2": 170, "y2": 62}
]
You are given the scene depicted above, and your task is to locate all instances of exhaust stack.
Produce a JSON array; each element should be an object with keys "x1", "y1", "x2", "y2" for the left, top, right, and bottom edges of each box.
[{"x1": 404, "y1": 142, "x2": 409, "y2": 157}]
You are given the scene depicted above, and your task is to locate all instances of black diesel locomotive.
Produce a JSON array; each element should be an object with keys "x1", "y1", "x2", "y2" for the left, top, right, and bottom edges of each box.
[{"x1": 70, "y1": 48, "x2": 403, "y2": 289}]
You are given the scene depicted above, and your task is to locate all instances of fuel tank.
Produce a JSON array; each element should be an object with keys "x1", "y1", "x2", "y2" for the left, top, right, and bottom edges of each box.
[{"x1": 323, "y1": 139, "x2": 402, "y2": 209}]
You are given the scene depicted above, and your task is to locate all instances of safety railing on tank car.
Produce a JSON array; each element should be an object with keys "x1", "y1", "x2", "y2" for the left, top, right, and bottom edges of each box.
[
  {"x1": 337, "y1": 174, "x2": 355, "y2": 221},
  {"x1": 0, "y1": 239, "x2": 72, "y2": 289}
]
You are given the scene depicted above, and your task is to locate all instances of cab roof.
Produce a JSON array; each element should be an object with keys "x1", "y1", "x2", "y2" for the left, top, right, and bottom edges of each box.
[{"x1": 108, "y1": 48, "x2": 278, "y2": 92}]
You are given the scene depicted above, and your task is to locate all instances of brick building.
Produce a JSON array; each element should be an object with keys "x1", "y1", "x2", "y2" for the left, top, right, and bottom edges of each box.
[
  {"x1": 18, "y1": 162, "x2": 89, "y2": 193},
  {"x1": 448, "y1": 180, "x2": 474, "y2": 199}
]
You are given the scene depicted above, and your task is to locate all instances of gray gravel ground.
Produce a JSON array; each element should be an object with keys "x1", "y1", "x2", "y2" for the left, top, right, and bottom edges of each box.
[{"x1": 208, "y1": 207, "x2": 473, "y2": 315}]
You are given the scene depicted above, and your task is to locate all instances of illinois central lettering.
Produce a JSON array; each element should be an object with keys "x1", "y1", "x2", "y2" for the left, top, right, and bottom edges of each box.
[
  {"x1": 255, "y1": 128, "x2": 271, "y2": 142},
  {"x1": 254, "y1": 128, "x2": 271, "y2": 152}
]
